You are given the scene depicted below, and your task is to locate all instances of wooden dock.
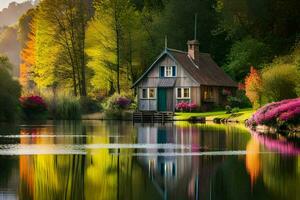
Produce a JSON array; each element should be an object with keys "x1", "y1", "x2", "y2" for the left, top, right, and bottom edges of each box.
[{"x1": 133, "y1": 112, "x2": 174, "y2": 123}]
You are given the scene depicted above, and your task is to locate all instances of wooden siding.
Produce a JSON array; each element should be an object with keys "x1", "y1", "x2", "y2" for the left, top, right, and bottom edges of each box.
[
  {"x1": 191, "y1": 87, "x2": 201, "y2": 106},
  {"x1": 138, "y1": 54, "x2": 199, "y2": 111},
  {"x1": 137, "y1": 54, "x2": 234, "y2": 110},
  {"x1": 138, "y1": 55, "x2": 199, "y2": 88},
  {"x1": 139, "y1": 99, "x2": 157, "y2": 111}
]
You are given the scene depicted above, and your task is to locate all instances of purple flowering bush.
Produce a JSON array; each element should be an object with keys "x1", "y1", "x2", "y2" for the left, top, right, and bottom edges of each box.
[
  {"x1": 105, "y1": 93, "x2": 132, "y2": 111},
  {"x1": 20, "y1": 95, "x2": 48, "y2": 120},
  {"x1": 176, "y1": 102, "x2": 198, "y2": 112},
  {"x1": 247, "y1": 98, "x2": 300, "y2": 128}
]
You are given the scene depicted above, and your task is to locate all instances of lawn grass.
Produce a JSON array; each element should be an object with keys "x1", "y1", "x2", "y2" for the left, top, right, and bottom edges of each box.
[{"x1": 174, "y1": 108, "x2": 255, "y2": 122}]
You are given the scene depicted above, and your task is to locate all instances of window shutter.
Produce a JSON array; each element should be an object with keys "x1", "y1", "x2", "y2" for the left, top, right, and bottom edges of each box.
[
  {"x1": 172, "y1": 66, "x2": 176, "y2": 77},
  {"x1": 160, "y1": 66, "x2": 165, "y2": 77}
]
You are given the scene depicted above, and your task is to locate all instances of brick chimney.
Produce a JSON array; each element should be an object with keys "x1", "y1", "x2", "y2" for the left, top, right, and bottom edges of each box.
[{"x1": 187, "y1": 40, "x2": 200, "y2": 61}]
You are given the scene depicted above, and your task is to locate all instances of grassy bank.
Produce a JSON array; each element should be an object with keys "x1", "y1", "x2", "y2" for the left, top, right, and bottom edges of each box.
[{"x1": 175, "y1": 108, "x2": 255, "y2": 122}]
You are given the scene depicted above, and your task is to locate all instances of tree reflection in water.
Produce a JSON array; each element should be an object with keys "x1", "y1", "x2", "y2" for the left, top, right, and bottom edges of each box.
[{"x1": 0, "y1": 121, "x2": 298, "y2": 200}]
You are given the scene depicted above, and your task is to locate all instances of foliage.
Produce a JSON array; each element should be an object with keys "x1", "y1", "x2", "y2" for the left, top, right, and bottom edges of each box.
[
  {"x1": 261, "y1": 64, "x2": 299, "y2": 102},
  {"x1": 0, "y1": 55, "x2": 21, "y2": 121},
  {"x1": 217, "y1": 0, "x2": 300, "y2": 54},
  {"x1": 102, "y1": 93, "x2": 133, "y2": 119},
  {"x1": 20, "y1": 95, "x2": 47, "y2": 120},
  {"x1": 21, "y1": 0, "x2": 91, "y2": 96},
  {"x1": 225, "y1": 105, "x2": 239, "y2": 114},
  {"x1": 247, "y1": 98, "x2": 300, "y2": 128},
  {"x1": 245, "y1": 67, "x2": 263, "y2": 108},
  {"x1": 176, "y1": 102, "x2": 198, "y2": 112},
  {"x1": 20, "y1": 13, "x2": 36, "y2": 88},
  {"x1": 12, "y1": 0, "x2": 300, "y2": 104},
  {"x1": 43, "y1": 91, "x2": 81, "y2": 120},
  {"x1": 104, "y1": 93, "x2": 132, "y2": 111},
  {"x1": 227, "y1": 90, "x2": 251, "y2": 108},
  {"x1": 80, "y1": 97, "x2": 102, "y2": 114},
  {"x1": 225, "y1": 105, "x2": 232, "y2": 114},
  {"x1": 231, "y1": 107, "x2": 240, "y2": 114},
  {"x1": 224, "y1": 38, "x2": 271, "y2": 81},
  {"x1": 88, "y1": 0, "x2": 139, "y2": 95},
  {"x1": 0, "y1": 26, "x2": 19, "y2": 76}
]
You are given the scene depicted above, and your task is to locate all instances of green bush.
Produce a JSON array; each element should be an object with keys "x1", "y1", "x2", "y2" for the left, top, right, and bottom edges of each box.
[
  {"x1": 227, "y1": 90, "x2": 251, "y2": 108},
  {"x1": 80, "y1": 97, "x2": 102, "y2": 114},
  {"x1": 44, "y1": 91, "x2": 81, "y2": 120},
  {"x1": 0, "y1": 56, "x2": 21, "y2": 122},
  {"x1": 103, "y1": 93, "x2": 133, "y2": 111},
  {"x1": 231, "y1": 107, "x2": 240, "y2": 114},
  {"x1": 103, "y1": 93, "x2": 134, "y2": 119},
  {"x1": 262, "y1": 64, "x2": 300, "y2": 102}
]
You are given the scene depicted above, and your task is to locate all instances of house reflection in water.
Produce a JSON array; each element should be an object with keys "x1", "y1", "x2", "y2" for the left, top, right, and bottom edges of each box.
[{"x1": 136, "y1": 123, "x2": 226, "y2": 200}]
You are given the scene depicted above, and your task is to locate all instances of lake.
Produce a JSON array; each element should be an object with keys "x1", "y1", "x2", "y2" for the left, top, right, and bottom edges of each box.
[{"x1": 0, "y1": 121, "x2": 299, "y2": 200}]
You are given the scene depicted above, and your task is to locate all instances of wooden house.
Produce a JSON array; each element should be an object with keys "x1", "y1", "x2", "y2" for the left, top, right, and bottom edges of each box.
[{"x1": 132, "y1": 39, "x2": 237, "y2": 112}]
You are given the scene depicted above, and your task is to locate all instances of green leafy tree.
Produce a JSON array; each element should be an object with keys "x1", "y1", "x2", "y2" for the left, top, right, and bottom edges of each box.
[
  {"x1": 225, "y1": 37, "x2": 271, "y2": 81},
  {"x1": 0, "y1": 55, "x2": 21, "y2": 121},
  {"x1": 30, "y1": 0, "x2": 92, "y2": 96},
  {"x1": 89, "y1": 0, "x2": 138, "y2": 95}
]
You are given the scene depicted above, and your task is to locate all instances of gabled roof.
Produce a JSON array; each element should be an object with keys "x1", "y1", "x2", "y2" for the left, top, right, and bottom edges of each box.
[
  {"x1": 132, "y1": 48, "x2": 237, "y2": 88},
  {"x1": 168, "y1": 49, "x2": 237, "y2": 87}
]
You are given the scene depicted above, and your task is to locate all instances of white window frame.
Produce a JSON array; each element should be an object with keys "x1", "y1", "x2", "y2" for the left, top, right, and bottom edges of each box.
[
  {"x1": 176, "y1": 88, "x2": 191, "y2": 99},
  {"x1": 161, "y1": 65, "x2": 177, "y2": 77},
  {"x1": 165, "y1": 66, "x2": 172, "y2": 77},
  {"x1": 148, "y1": 88, "x2": 157, "y2": 99},
  {"x1": 141, "y1": 88, "x2": 148, "y2": 99},
  {"x1": 141, "y1": 88, "x2": 157, "y2": 99}
]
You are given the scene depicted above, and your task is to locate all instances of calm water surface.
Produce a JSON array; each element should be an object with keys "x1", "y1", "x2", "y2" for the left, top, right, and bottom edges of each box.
[{"x1": 0, "y1": 121, "x2": 299, "y2": 200}]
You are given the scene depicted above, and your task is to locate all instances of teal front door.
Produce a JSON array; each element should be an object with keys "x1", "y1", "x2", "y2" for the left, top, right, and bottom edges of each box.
[{"x1": 158, "y1": 88, "x2": 167, "y2": 111}]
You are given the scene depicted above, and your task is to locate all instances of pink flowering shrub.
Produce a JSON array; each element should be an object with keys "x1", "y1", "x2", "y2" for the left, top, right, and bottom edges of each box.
[
  {"x1": 251, "y1": 130, "x2": 300, "y2": 155},
  {"x1": 176, "y1": 102, "x2": 198, "y2": 112},
  {"x1": 20, "y1": 95, "x2": 48, "y2": 119},
  {"x1": 247, "y1": 98, "x2": 300, "y2": 127}
]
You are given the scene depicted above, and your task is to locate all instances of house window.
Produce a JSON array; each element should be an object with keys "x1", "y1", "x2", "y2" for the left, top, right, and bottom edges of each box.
[
  {"x1": 177, "y1": 88, "x2": 182, "y2": 98},
  {"x1": 149, "y1": 88, "x2": 156, "y2": 99},
  {"x1": 204, "y1": 87, "x2": 214, "y2": 100},
  {"x1": 165, "y1": 66, "x2": 172, "y2": 77},
  {"x1": 160, "y1": 66, "x2": 176, "y2": 77},
  {"x1": 141, "y1": 88, "x2": 156, "y2": 99},
  {"x1": 177, "y1": 88, "x2": 190, "y2": 99},
  {"x1": 160, "y1": 66, "x2": 165, "y2": 77},
  {"x1": 142, "y1": 89, "x2": 148, "y2": 99}
]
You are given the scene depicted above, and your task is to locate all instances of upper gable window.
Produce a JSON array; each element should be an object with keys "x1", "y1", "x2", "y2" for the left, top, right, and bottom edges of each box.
[
  {"x1": 166, "y1": 66, "x2": 172, "y2": 77},
  {"x1": 160, "y1": 66, "x2": 176, "y2": 77}
]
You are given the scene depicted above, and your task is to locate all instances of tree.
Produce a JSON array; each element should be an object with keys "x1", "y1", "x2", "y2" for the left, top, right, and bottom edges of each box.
[
  {"x1": 224, "y1": 37, "x2": 271, "y2": 81},
  {"x1": 20, "y1": 20, "x2": 36, "y2": 88},
  {"x1": 91, "y1": 0, "x2": 137, "y2": 94},
  {"x1": 0, "y1": 55, "x2": 21, "y2": 121},
  {"x1": 30, "y1": 0, "x2": 92, "y2": 96},
  {"x1": 245, "y1": 66, "x2": 263, "y2": 108},
  {"x1": 216, "y1": 0, "x2": 300, "y2": 53}
]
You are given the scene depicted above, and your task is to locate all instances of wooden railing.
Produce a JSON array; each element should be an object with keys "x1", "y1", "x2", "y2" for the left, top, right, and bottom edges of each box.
[{"x1": 133, "y1": 112, "x2": 174, "y2": 123}]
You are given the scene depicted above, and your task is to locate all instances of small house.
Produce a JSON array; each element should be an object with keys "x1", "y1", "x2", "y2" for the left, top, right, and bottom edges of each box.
[{"x1": 132, "y1": 39, "x2": 237, "y2": 112}]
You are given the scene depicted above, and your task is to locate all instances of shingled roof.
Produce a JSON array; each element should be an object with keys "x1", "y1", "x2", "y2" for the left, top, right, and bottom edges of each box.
[
  {"x1": 167, "y1": 49, "x2": 237, "y2": 87},
  {"x1": 132, "y1": 48, "x2": 237, "y2": 88}
]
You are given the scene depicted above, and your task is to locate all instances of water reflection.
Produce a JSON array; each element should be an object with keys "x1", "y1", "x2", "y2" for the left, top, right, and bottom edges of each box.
[{"x1": 0, "y1": 121, "x2": 298, "y2": 200}]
